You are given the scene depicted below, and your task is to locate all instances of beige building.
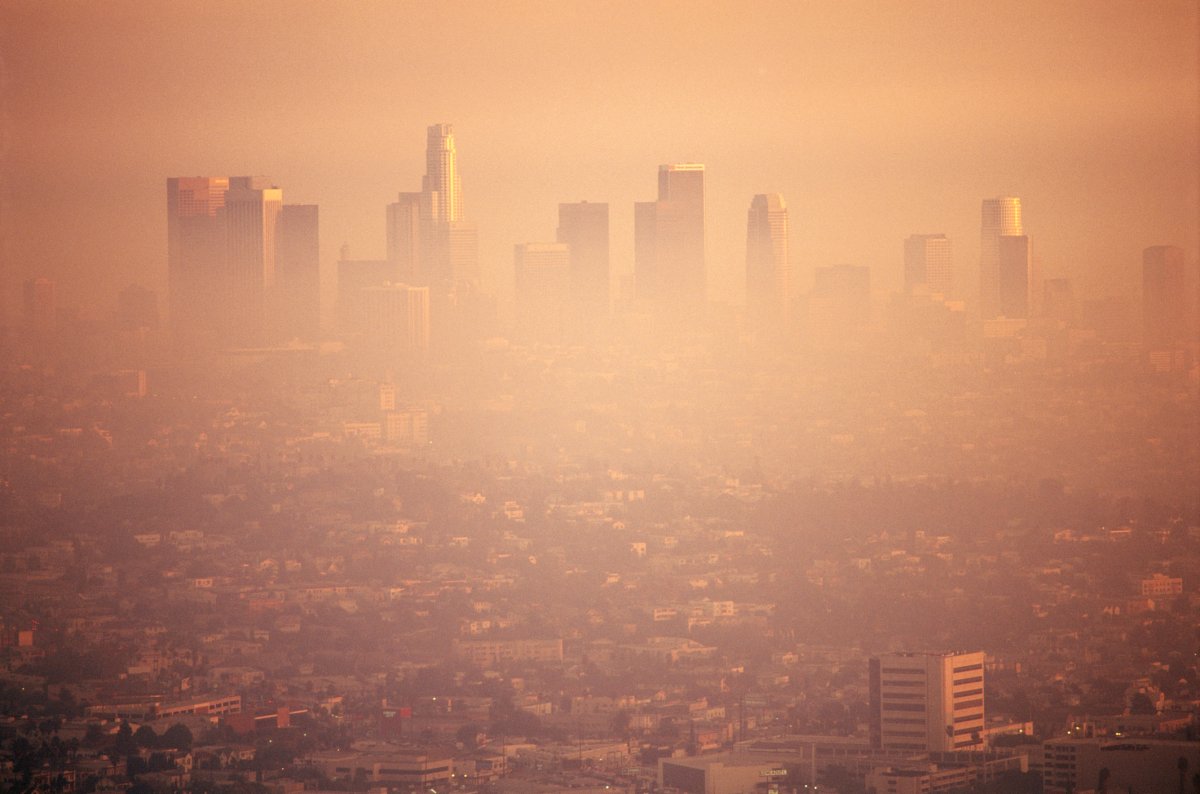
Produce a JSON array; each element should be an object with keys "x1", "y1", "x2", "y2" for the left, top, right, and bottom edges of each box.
[{"x1": 869, "y1": 651, "x2": 986, "y2": 752}]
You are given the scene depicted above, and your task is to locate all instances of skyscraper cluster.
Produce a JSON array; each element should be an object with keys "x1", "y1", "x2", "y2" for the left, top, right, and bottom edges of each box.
[
  {"x1": 166, "y1": 176, "x2": 318, "y2": 349},
  {"x1": 165, "y1": 129, "x2": 1193, "y2": 362}
]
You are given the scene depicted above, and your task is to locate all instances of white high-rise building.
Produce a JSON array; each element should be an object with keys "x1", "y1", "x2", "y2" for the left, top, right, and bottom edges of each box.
[
  {"x1": 869, "y1": 650, "x2": 986, "y2": 752},
  {"x1": 423, "y1": 123, "x2": 462, "y2": 223},
  {"x1": 980, "y1": 197, "x2": 1023, "y2": 317}
]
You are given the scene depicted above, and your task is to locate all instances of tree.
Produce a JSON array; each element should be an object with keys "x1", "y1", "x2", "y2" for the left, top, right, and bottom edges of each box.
[
  {"x1": 114, "y1": 722, "x2": 137, "y2": 756},
  {"x1": 161, "y1": 723, "x2": 193, "y2": 752},
  {"x1": 134, "y1": 724, "x2": 158, "y2": 749}
]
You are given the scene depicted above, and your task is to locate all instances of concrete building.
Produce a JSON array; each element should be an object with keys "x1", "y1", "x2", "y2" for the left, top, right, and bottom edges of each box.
[
  {"x1": 1042, "y1": 737, "x2": 1200, "y2": 794},
  {"x1": 869, "y1": 651, "x2": 986, "y2": 752},
  {"x1": 980, "y1": 197, "x2": 1023, "y2": 318},
  {"x1": 635, "y1": 163, "x2": 705, "y2": 312},
  {"x1": 746, "y1": 193, "x2": 791, "y2": 329},
  {"x1": 903, "y1": 233, "x2": 952, "y2": 298}
]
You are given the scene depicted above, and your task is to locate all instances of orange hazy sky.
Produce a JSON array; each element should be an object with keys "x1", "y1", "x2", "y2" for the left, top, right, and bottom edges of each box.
[{"x1": 1, "y1": 0, "x2": 1197, "y2": 317}]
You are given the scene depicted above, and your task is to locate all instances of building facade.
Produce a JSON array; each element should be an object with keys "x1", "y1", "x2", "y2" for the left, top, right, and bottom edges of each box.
[
  {"x1": 635, "y1": 163, "x2": 705, "y2": 312},
  {"x1": 903, "y1": 233, "x2": 952, "y2": 298},
  {"x1": 980, "y1": 197, "x2": 1023, "y2": 318},
  {"x1": 869, "y1": 651, "x2": 986, "y2": 753},
  {"x1": 746, "y1": 193, "x2": 791, "y2": 328}
]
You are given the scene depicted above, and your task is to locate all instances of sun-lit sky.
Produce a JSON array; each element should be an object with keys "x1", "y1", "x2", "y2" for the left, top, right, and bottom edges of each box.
[{"x1": 1, "y1": 0, "x2": 1197, "y2": 319}]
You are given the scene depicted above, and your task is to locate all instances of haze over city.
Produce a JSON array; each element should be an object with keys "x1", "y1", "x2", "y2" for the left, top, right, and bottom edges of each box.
[
  {"x1": 1, "y1": 1, "x2": 1196, "y2": 316},
  {"x1": 1, "y1": 3, "x2": 1199, "y2": 794}
]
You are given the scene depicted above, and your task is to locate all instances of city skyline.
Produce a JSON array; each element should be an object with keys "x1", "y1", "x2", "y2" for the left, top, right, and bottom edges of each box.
[{"x1": 1, "y1": 1, "x2": 1195, "y2": 319}]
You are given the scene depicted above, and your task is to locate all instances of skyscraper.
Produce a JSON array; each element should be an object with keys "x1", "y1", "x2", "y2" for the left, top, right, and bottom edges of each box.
[
  {"x1": 557, "y1": 201, "x2": 610, "y2": 318},
  {"x1": 273, "y1": 204, "x2": 320, "y2": 341},
  {"x1": 745, "y1": 193, "x2": 791, "y2": 327},
  {"x1": 1142, "y1": 245, "x2": 1187, "y2": 349},
  {"x1": 222, "y1": 177, "x2": 283, "y2": 344},
  {"x1": 514, "y1": 242, "x2": 571, "y2": 341},
  {"x1": 167, "y1": 176, "x2": 298, "y2": 348},
  {"x1": 980, "y1": 197, "x2": 1023, "y2": 317},
  {"x1": 868, "y1": 651, "x2": 986, "y2": 753},
  {"x1": 903, "y1": 233, "x2": 952, "y2": 297},
  {"x1": 386, "y1": 192, "x2": 422, "y2": 283},
  {"x1": 423, "y1": 123, "x2": 462, "y2": 224},
  {"x1": 635, "y1": 164, "x2": 705, "y2": 310},
  {"x1": 167, "y1": 176, "x2": 230, "y2": 347},
  {"x1": 996, "y1": 234, "x2": 1031, "y2": 318}
]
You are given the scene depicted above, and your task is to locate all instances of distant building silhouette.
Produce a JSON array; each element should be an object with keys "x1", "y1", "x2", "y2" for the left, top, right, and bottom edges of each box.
[
  {"x1": 386, "y1": 192, "x2": 423, "y2": 283},
  {"x1": 996, "y1": 234, "x2": 1031, "y2": 318},
  {"x1": 361, "y1": 283, "x2": 430, "y2": 355},
  {"x1": 903, "y1": 233, "x2": 952, "y2": 298},
  {"x1": 514, "y1": 242, "x2": 571, "y2": 342},
  {"x1": 557, "y1": 201, "x2": 610, "y2": 323},
  {"x1": 746, "y1": 193, "x2": 791, "y2": 329},
  {"x1": 167, "y1": 176, "x2": 314, "y2": 348},
  {"x1": 869, "y1": 650, "x2": 986, "y2": 753},
  {"x1": 980, "y1": 197, "x2": 1022, "y2": 318},
  {"x1": 337, "y1": 256, "x2": 393, "y2": 335},
  {"x1": 635, "y1": 164, "x2": 705, "y2": 312},
  {"x1": 274, "y1": 204, "x2": 320, "y2": 340},
  {"x1": 1142, "y1": 245, "x2": 1186, "y2": 349}
]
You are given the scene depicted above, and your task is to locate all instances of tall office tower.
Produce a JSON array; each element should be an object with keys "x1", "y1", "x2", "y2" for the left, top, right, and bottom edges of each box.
[
  {"x1": 557, "y1": 201, "x2": 610, "y2": 319},
  {"x1": 22, "y1": 277, "x2": 56, "y2": 335},
  {"x1": 903, "y1": 233, "x2": 952, "y2": 297},
  {"x1": 980, "y1": 197, "x2": 1023, "y2": 317},
  {"x1": 167, "y1": 176, "x2": 230, "y2": 347},
  {"x1": 116, "y1": 284, "x2": 160, "y2": 331},
  {"x1": 745, "y1": 193, "x2": 791, "y2": 327},
  {"x1": 1142, "y1": 245, "x2": 1187, "y2": 349},
  {"x1": 423, "y1": 123, "x2": 462, "y2": 224},
  {"x1": 514, "y1": 242, "x2": 572, "y2": 341},
  {"x1": 635, "y1": 164, "x2": 705, "y2": 309},
  {"x1": 442, "y1": 220, "x2": 480, "y2": 284},
  {"x1": 223, "y1": 177, "x2": 283, "y2": 345},
  {"x1": 361, "y1": 283, "x2": 430, "y2": 355},
  {"x1": 273, "y1": 204, "x2": 320, "y2": 341},
  {"x1": 416, "y1": 124, "x2": 478, "y2": 288},
  {"x1": 869, "y1": 651, "x2": 986, "y2": 753},
  {"x1": 386, "y1": 192, "x2": 422, "y2": 282},
  {"x1": 996, "y1": 234, "x2": 1031, "y2": 318}
]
